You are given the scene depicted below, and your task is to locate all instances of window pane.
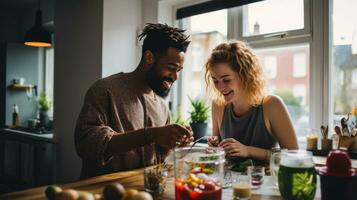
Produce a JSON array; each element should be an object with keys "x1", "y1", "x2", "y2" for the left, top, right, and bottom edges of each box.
[
  {"x1": 45, "y1": 47, "x2": 54, "y2": 117},
  {"x1": 332, "y1": 0, "x2": 357, "y2": 126},
  {"x1": 293, "y1": 53, "x2": 307, "y2": 77},
  {"x1": 242, "y1": 0, "x2": 304, "y2": 36},
  {"x1": 179, "y1": 10, "x2": 227, "y2": 120},
  {"x1": 255, "y1": 44, "x2": 310, "y2": 145}
]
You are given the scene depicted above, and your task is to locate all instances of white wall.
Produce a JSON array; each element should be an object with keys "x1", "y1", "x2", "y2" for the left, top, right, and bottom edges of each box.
[
  {"x1": 142, "y1": 0, "x2": 159, "y2": 24},
  {"x1": 54, "y1": 0, "x2": 103, "y2": 183},
  {"x1": 102, "y1": 0, "x2": 143, "y2": 77}
]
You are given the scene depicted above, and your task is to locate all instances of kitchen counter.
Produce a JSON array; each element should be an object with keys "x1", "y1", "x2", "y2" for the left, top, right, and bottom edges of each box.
[{"x1": 1, "y1": 128, "x2": 54, "y2": 143}]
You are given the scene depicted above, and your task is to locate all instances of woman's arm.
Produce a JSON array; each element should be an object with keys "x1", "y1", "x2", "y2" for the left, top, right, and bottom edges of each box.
[
  {"x1": 211, "y1": 102, "x2": 222, "y2": 137},
  {"x1": 220, "y1": 138, "x2": 271, "y2": 160},
  {"x1": 263, "y1": 95, "x2": 299, "y2": 149},
  {"x1": 208, "y1": 103, "x2": 224, "y2": 146}
]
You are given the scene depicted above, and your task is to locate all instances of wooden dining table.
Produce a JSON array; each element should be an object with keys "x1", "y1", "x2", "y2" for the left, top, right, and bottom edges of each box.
[
  {"x1": 3, "y1": 154, "x2": 357, "y2": 200},
  {"x1": 1, "y1": 161, "x2": 331, "y2": 200}
]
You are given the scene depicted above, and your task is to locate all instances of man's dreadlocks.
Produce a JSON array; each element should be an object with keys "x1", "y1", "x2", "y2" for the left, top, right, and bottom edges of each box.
[{"x1": 138, "y1": 23, "x2": 190, "y2": 55}]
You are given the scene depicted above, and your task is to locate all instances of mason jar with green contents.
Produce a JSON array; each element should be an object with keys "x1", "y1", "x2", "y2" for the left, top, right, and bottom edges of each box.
[{"x1": 278, "y1": 150, "x2": 316, "y2": 200}]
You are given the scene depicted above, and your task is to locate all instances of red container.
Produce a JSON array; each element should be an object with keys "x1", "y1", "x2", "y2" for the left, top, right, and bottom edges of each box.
[
  {"x1": 317, "y1": 149, "x2": 357, "y2": 200},
  {"x1": 175, "y1": 179, "x2": 222, "y2": 200}
]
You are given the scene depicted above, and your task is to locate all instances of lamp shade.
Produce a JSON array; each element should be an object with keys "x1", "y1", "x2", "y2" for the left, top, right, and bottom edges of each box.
[{"x1": 24, "y1": 10, "x2": 52, "y2": 47}]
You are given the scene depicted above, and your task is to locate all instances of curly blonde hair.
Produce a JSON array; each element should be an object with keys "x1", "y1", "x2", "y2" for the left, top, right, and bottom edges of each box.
[{"x1": 205, "y1": 41, "x2": 265, "y2": 106}]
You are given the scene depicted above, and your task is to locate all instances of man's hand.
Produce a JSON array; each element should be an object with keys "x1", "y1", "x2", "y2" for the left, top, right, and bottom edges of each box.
[
  {"x1": 219, "y1": 138, "x2": 250, "y2": 157},
  {"x1": 208, "y1": 136, "x2": 220, "y2": 147},
  {"x1": 177, "y1": 126, "x2": 194, "y2": 147},
  {"x1": 150, "y1": 124, "x2": 193, "y2": 149}
]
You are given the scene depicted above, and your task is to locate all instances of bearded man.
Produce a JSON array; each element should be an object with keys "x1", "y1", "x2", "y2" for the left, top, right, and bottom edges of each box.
[{"x1": 75, "y1": 23, "x2": 192, "y2": 178}]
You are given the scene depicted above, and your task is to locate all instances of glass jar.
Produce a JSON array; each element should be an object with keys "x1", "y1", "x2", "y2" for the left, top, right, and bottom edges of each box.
[
  {"x1": 278, "y1": 150, "x2": 317, "y2": 200},
  {"x1": 174, "y1": 146, "x2": 225, "y2": 200},
  {"x1": 270, "y1": 147, "x2": 286, "y2": 186}
]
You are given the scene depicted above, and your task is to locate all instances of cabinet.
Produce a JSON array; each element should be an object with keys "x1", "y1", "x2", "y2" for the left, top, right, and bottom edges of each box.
[{"x1": 0, "y1": 129, "x2": 55, "y2": 192}]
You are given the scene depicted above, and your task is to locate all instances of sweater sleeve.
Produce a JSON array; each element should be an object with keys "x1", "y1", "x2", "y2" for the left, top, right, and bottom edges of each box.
[{"x1": 74, "y1": 81, "x2": 116, "y2": 166}]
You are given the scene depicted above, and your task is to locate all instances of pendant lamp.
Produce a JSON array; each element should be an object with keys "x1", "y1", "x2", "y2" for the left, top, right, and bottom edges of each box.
[{"x1": 24, "y1": 0, "x2": 52, "y2": 47}]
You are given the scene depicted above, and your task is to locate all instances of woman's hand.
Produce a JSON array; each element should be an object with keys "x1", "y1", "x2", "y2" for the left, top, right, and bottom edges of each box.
[
  {"x1": 208, "y1": 136, "x2": 220, "y2": 147},
  {"x1": 219, "y1": 138, "x2": 250, "y2": 157}
]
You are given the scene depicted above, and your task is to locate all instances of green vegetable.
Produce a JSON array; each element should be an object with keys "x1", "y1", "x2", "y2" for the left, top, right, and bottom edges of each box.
[{"x1": 230, "y1": 159, "x2": 253, "y2": 172}]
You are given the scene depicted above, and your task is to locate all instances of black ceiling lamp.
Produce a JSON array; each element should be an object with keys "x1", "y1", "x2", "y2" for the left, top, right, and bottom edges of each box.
[{"x1": 24, "y1": 0, "x2": 52, "y2": 47}]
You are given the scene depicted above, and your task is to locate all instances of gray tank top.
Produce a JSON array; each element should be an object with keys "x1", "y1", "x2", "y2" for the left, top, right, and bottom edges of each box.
[{"x1": 220, "y1": 103, "x2": 277, "y2": 150}]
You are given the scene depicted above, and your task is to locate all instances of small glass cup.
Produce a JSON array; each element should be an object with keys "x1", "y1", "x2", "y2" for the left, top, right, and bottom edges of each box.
[
  {"x1": 247, "y1": 166, "x2": 265, "y2": 189},
  {"x1": 232, "y1": 174, "x2": 251, "y2": 200},
  {"x1": 306, "y1": 128, "x2": 319, "y2": 150},
  {"x1": 144, "y1": 165, "x2": 168, "y2": 195}
]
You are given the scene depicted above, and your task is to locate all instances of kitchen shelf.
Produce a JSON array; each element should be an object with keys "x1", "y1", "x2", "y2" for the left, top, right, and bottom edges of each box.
[{"x1": 8, "y1": 84, "x2": 35, "y2": 90}]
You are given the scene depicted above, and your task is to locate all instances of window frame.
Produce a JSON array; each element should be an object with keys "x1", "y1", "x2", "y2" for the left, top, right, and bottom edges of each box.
[
  {"x1": 228, "y1": 0, "x2": 330, "y2": 131},
  {"x1": 172, "y1": 0, "x2": 332, "y2": 135}
]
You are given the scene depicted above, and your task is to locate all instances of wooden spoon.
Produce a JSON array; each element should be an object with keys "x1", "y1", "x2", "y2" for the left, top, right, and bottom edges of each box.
[{"x1": 335, "y1": 126, "x2": 342, "y2": 136}]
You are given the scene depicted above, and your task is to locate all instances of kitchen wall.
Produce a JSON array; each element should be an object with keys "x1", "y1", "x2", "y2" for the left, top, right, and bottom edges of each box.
[
  {"x1": 54, "y1": 0, "x2": 103, "y2": 183},
  {"x1": 101, "y1": 0, "x2": 181, "y2": 78},
  {"x1": 0, "y1": 8, "x2": 25, "y2": 128},
  {"x1": 102, "y1": 0, "x2": 143, "y2": 77},
  {"x1": 5, "y1": 44, "x2": 39, "y2": 127}
]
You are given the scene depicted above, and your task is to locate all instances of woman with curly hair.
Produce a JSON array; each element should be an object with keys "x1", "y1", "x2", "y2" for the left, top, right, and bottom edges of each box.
[{"x1": 206, "y1": 41, "x2": 298, "y2": 162}]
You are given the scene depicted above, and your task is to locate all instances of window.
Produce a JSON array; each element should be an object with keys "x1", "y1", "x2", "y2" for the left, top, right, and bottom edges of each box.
[
  {"x1": 44, "y1": 47, "x2": 54, "y2": 116},
  {"x1": 293, "y1": 53, "x2": 307, "y2": 77},
  {"x1": 352, "y1": 69, "x2": 357, "y2": 89},
  {"x1": 175, "y1": 10, "x2": 227, "y2": 121},
  {"x1": 192, "y1": 43, "x2": 204, "y2": 72},
  {"x1": 263, "y1": 56, "x2": 277, "y2": 79},
  {"x1": 332, "y1": 0, "x2": 357, "y2": 121},
  {"x1": 234, "y1": 0, "x2": 311, "y2": 143},
  {"x1": 293, "y1": 84, "x2": 306, "y2": 105},
  {"x1": 255, "y1": 44, "x2": 310, "y2": 138},
  {"x1": 175, "y1": 0, "x2": 312, "y2": 145},
  {"x1": 242, "y1": 0, "x2": 305, "y2": 37}
]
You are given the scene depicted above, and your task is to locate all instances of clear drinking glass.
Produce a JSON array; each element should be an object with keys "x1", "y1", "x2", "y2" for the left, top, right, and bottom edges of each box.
[
  {"x1": 247, "y1": 166, "x2": 265, "y2": 189},
  {"x1": 306, "y1": 128, "x2": 319, "y2": 150},
  {"x1": 144, "y1": 165, "x2": 168, "y2": 195},
  {"x1": 232, "y1": 174, "x2": 252, "y2": 200},
  {"x1": 174, "y1": 146, "x2": 225, "y2": 200},
  {"x1": 278, "y1": 150, "x2": 317, "y2": 200}
]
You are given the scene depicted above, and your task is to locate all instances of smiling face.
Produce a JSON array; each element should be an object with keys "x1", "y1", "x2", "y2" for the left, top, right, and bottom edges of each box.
[
  {"x1": 145, "y1": 47, "x2": 185, "y2": 98},
  {"x1": 210, "y1": 63, "x2": 245, "y2": 103}
]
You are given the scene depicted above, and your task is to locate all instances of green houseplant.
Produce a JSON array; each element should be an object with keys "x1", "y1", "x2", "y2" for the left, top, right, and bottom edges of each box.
[
  {"x1": 173, "y1": 108, "x2": 187, "y2": 127},
  {"x1": 38, "y1": 92, "x2": 51, "y2": 128},
  {"x1": 189, "y1": 98, "x2": 209, "y2": 140}
]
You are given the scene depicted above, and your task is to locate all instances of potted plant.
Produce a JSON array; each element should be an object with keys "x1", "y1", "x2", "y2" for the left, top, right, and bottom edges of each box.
[
  {"x1": 173, "y1": 106, "x2": 188, "y2": 126},
  {"x1": 188, "y1": 98, "x2": 209, "y2": 140},
  {"x1": 38, "y1": 92, "x2": 51, "y2": 128}
]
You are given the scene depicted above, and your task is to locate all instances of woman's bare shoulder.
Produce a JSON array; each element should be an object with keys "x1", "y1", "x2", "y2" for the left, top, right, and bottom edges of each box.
[
  {"x1": 262, "y1": 95, "x2": 285, "y2": 110},
  {"x1": 262, "y1": 94, "x2": 288, "y2": 120},
  {"x1": 212, "y1": 102, "x2": 225, "y2": 114}
]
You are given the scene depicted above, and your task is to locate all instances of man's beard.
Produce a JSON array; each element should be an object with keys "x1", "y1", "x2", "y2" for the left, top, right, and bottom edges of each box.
[{"x1": 145, "y1": 66, "x2": 173, "y2": 98}]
